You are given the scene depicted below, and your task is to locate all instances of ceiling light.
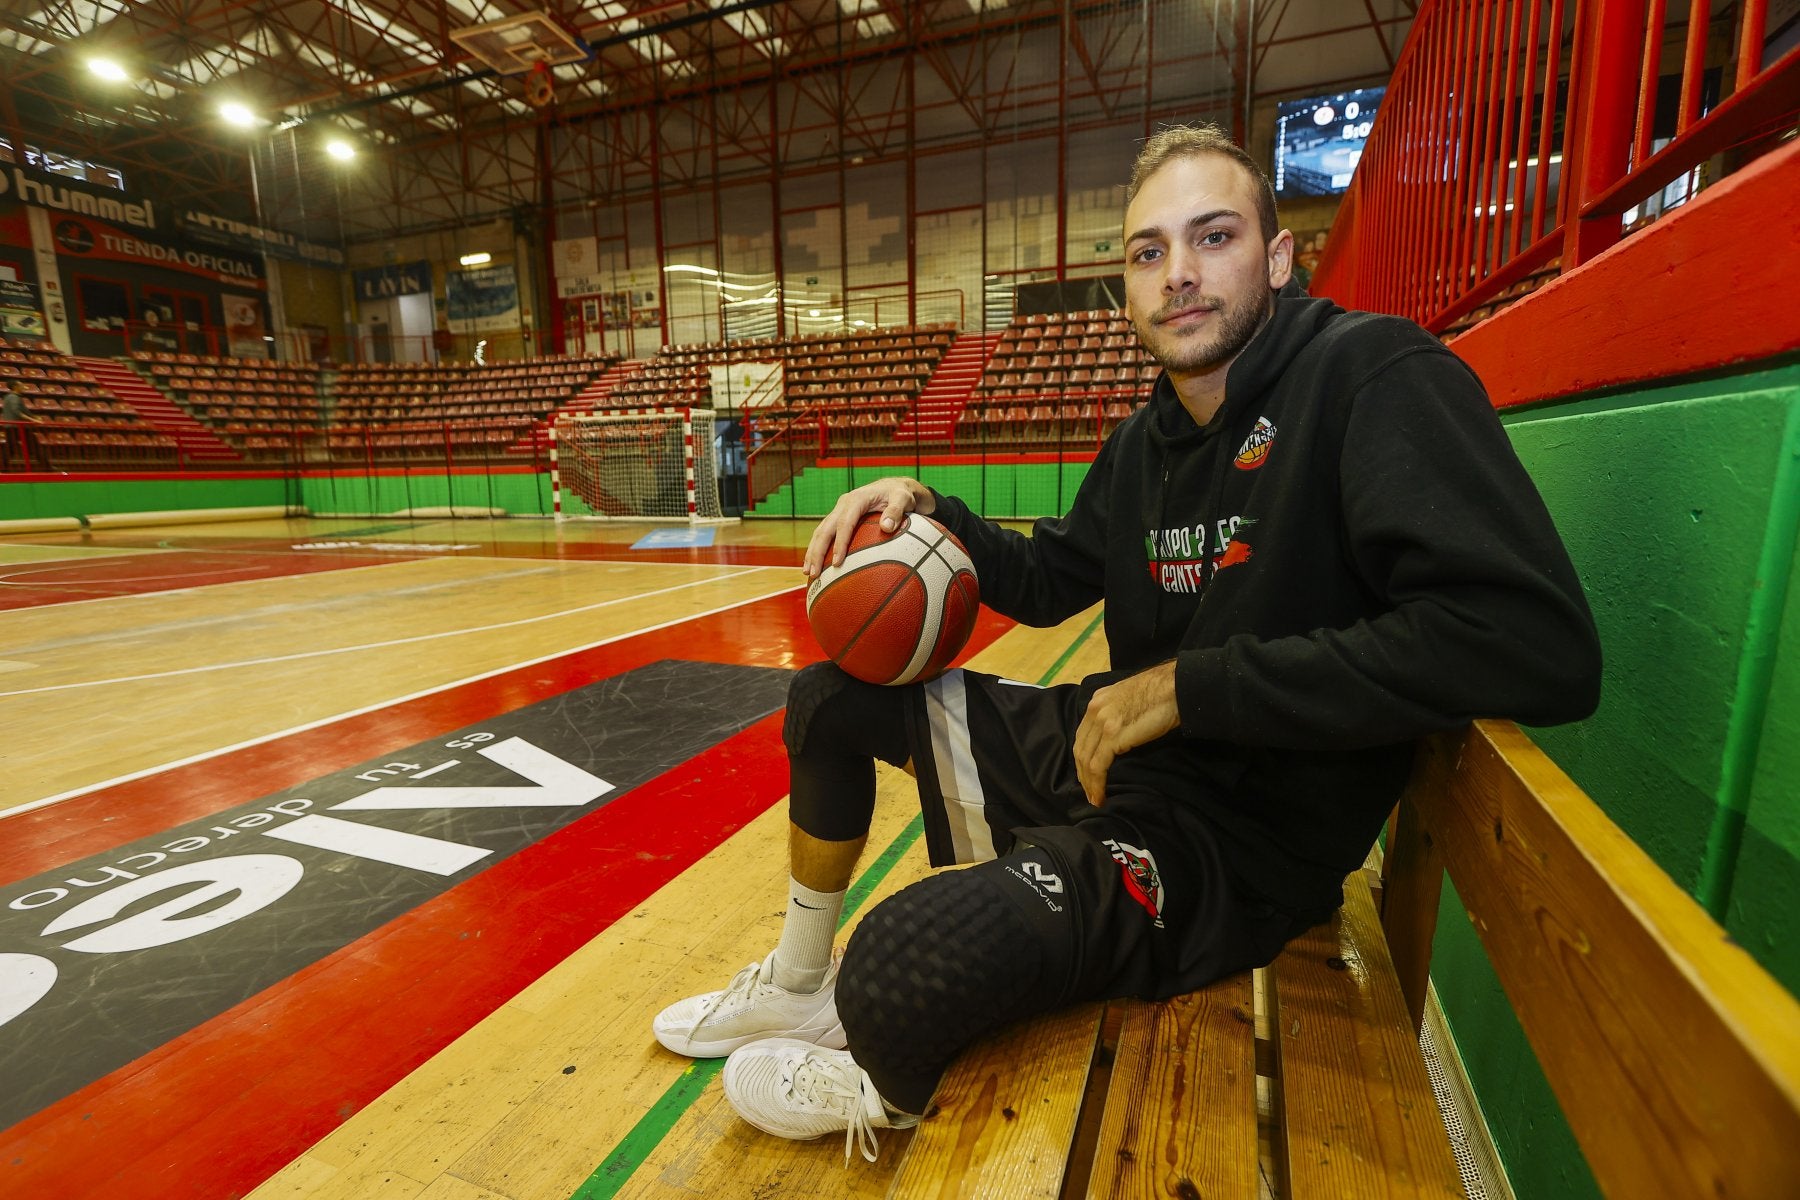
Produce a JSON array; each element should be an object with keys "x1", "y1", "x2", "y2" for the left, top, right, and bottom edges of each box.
[
  {"x1": 220, "y1": 101, "x2": 256, "y2": 127},
  {"x1": 459, "y1": 252, "x2": 492, "y2": 267},
  {"x1": 88, "y1": 58, "x2": 128, "y2": 83},
  {"x1": 325, "y1": 138, "x2": 356, "y2": 161}
]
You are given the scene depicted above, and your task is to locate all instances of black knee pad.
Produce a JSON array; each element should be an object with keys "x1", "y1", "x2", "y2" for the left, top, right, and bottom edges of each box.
[
  {"x1": 785, "y1": 662, "x2": 911, "y2": 842},
  {"x1": 782, "y1": 661, "x2": 910, "y2": 760},
  {"x1": 836, "y1": 846, "x2": 1079, "y2": 1113}
]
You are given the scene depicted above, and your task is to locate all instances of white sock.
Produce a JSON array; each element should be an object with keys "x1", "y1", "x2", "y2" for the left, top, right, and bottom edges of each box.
[{"x1": 771, "y1": 879, "x2": 844, "y2": 994}]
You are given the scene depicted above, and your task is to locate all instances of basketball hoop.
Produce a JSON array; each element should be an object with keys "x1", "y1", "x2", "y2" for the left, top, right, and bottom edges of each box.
[{"x1": 524, "y1": 61, "x2": 555, "y2": 108}]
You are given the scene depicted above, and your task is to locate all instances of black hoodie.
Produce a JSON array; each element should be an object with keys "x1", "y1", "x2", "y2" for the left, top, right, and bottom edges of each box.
[{"x1": 929, "y1": 285, "x2": 1601, "y2": 918}]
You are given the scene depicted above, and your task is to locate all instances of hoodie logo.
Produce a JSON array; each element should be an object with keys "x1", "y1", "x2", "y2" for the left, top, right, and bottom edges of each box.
[
  {"x1": 1103, "y1": 839, "x2": 1165, "y2": 928},
  {"x1": 1145, "y1": 517, "x2": 1250, "y2": 593},
  {"x1": 1234, "y1": 416, "x2": 1276, "y2": 470},
  {"x1": 1217, "y1": 537, "x2": 1254, "y2": 570}
]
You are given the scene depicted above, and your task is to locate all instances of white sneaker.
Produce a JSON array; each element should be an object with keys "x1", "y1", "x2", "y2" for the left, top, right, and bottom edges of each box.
[
  {"x1": 652, "y1": 952, "x2": 846, "y2": 1058},
  {"x1": 722, "y1": 1038, "x2": 918, "y2": 1164}
]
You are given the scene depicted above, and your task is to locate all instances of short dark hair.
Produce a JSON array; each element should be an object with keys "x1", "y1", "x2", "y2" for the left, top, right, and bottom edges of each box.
[{"x1": 1127, "y1": 123, "x2": 1280, "y2": 244}]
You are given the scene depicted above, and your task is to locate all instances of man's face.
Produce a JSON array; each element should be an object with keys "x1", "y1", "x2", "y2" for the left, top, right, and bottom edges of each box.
[{"x1": 1123, "y1": 154, "x2": 1292, "y2": 379}]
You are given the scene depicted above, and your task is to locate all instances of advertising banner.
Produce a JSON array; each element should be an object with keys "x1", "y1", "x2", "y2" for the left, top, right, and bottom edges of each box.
[
  {"x1": 552, "y1": 236, "x2": 604, "y2": 298},
  {"x1": 447, "y1": 263, "x2": 520, "y2": 333},
  {"x1": 0, "y1": 164, "x2": 158, "y2": 233},
  {"x1": 708, "y1": 361, "x2": 783, "y2": 409},
  {"x1": 0, "y1": 278, "x2": 47, "y2": 339},
  {"x1": 353, "y1": 260, "x2": 432, "y2": 301},
  {"x1": 42, "y1": 212, "x2": 266, "y2": 288},
  {"x1": 180, "y1": 210, "x2": 345, "y2": 269},
  {"x1": 222, "y1": 293, "x2": 268, "y2": 358}
]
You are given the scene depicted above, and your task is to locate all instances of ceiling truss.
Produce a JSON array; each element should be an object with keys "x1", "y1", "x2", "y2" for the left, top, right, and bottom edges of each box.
[{"x1": 0, "y1": 0, "x2": 1413, "y2": 243}]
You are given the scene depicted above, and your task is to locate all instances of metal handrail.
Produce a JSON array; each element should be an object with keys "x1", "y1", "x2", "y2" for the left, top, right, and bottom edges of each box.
[{"x1": 1309, "y1": 0, "x2": 1797, "y2": 331}]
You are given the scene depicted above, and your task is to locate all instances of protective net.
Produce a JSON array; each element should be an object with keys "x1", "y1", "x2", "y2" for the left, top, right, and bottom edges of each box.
[{"x1": 554, "y1": 408, "x2": 726, "y2": 523}]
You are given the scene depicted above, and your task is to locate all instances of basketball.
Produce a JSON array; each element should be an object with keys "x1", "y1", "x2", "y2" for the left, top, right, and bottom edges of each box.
[{"x1": 805, "y1": 512, "x2": 981, "y2": 686}]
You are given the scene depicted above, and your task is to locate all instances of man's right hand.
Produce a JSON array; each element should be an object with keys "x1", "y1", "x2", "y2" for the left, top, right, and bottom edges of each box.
[{"x1": 802, "y1": 477, "x2": 936, "y2": 578}]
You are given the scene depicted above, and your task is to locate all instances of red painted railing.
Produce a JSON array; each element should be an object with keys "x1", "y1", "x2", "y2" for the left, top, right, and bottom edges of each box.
[{"x1": 1310, "y1": 0, "x2": 1798, "y2": 331}]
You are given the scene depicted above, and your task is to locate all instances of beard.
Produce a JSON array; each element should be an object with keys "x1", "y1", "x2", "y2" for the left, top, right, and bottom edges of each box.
[{"x1": 1134, "y1": 288, "x2": 1272, "y2": 375}]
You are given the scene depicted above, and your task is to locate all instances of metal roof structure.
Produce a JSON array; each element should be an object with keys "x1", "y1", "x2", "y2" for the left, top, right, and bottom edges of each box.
[{"x1": 0, "y1": 1, "x2": 1415, "y2": 243}]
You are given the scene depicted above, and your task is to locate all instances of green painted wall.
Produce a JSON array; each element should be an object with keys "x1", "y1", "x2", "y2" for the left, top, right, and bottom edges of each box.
[
  {"x1": 0, "y1": 475, "x2": 289, "y2": 520},
  {"x1": 750, "y1": 460, "x2": 1093, "y2": 520},
  {"x1": 1734, "y1": 527, "x2": 1800, "y2": 971},
  {"x1": 1456, "y1": 360, "x2": 1800, "y2": 1199},
  {"x1": 0, "y1": 472, "x2": 556, "y2": 522},
  {"x1": 300, "y1": 469, "x2": 552, "y2": 517}
]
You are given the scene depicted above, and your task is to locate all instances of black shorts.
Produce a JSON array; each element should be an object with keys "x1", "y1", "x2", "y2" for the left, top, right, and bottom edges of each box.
[{"x1": 900, "y1": 668, "x2": 1310, "y2": 1001}]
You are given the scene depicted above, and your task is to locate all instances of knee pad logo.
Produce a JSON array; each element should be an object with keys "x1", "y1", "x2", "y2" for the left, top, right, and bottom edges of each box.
[
  {"x1": 1103, "y1": 839, "x2": 1165, "y2": 929},
  {"x1": 1002, "y1": 858, "x2": 1065, "y2": 912}
]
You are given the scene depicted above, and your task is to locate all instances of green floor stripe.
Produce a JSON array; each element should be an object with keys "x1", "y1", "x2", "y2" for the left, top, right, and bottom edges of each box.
[
  {"x1": 570, "y1": 611, "x2": 1101, "y2": 1198},
  {"x1": 1038, "y1": 609, "x2": 1105, "y2": 686},
  {"x1": 571, "y1": 1058, "x2": 725, "y2": 1200},
  {"x1": 568, "y1": 816, "x2": 925, "y2": 1199},
  {"x1": 839, "y1": 815, "x2": 925, "y2": 928}
]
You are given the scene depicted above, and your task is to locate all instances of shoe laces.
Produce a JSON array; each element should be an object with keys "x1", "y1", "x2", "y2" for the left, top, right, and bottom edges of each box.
[
  {"x1": 788, "y1": 1052, "x2": 880, "y2": 1164},
  {"x1": 693, "y1": 958, "x2": 769, "y2": 1032}
]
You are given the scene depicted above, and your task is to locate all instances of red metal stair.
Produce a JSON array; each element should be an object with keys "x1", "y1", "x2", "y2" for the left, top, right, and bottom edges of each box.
[
  {"x1": 509, "y1": 360, "x2": 649, "y2": 455},
  {"x1": 76, "y1": 356, "x2": 243, "y2": 465},
  {"x1": 894, "y1": 331, "x2": 1001, "y2": 441}
]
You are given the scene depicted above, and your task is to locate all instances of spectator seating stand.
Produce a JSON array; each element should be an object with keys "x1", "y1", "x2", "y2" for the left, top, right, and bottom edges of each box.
[
  {"x1": 614, "y1": 323, "x2": 957, "y2": 448},
  {"x1": 324, "y1": 354, "x2": 614, "y2": 463},
  {"x1": 3, "y1": 337, "x2": 177, "y2": 469},
  {"x1": 961, "y1": 309, "x2": 1158, "y2": 449},
  {"x1": 132, "y1": 350, "x2": 323, "y2": 461}
]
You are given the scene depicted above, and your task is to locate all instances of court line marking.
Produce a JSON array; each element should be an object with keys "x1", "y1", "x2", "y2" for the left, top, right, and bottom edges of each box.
[
  {"x1": 572, "y1": 815, "x2": 928, "y2": 1200},
  {"x1": 0, "y1": 561, "x2": 296, "y2": 586},
  {"x1": 0, "y1": 577, "x2": 804, "y2": 821},
  {"x1": 0, "y1": 567, "x2": 781, "y2": 697},
  {"x1": 0, "y1": 545, "x2": 170, "y2": 567},
  {"x1": 0, "y1": 555, "x2": 426, "y2": 613},
  {"x1": 0, "y1": 550, "x2": 753, "y2": 614},
  {"x1": 569, "y1": 608, "x2": 1108, "y2": 1198}
]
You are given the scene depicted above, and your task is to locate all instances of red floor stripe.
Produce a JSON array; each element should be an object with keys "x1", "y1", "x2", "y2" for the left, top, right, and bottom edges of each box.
[
  {"x1": 36, "y1": 532, "x2": 809, "y2": 570},
  {"x1": 0, "y1": 593, "x2": 1012, "y2": 881},
  {"x1": 0, "y1": 592, "x2": 1015, "y2": 1200},
  {"x1": 0, "y1": 549, "x2": 411, "y2": 609},
  {"x1": 0, "y1": 713, "x2": 790, "y2": 1200}
]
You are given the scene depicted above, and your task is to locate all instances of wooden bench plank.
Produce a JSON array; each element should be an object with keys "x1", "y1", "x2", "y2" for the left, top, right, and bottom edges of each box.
[
  {"x1": 886, "y1": 1003, "x2": 1104, "y2": 1200},
  {"x1": 1273, "y1": 872, "x2": 1463, "y2": 1199},
  {"x1": 1380, "y1": 782, "x2": 1445, "y2": 1033},
  {"x1": 1401, "y1": 721, "x2": 1800, "y2": 1200},
  {"x1": 1085, "y1": 976, "x2": 1259, "y2": 1200}
]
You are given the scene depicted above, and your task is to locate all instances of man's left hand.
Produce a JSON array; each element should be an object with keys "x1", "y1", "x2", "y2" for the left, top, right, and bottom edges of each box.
[{"x1": 1074, "y1": 661, "x2": 1181, "y2": 806}]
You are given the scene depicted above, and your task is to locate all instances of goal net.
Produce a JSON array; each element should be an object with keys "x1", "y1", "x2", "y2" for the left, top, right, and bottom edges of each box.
[{"x1": 552, "y1": 408, "x2": 731, "y2": 523}]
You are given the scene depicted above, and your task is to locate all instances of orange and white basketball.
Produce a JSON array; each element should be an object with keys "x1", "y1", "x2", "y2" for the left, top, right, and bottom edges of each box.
[{"x1": 805, "y1": 511, "x2": 981, "y2": 686}]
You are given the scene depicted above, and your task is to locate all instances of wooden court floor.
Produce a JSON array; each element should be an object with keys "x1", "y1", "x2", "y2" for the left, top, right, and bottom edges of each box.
[{"x1": 0, "y1": 513, "x2": 1109, "y2": 1200}]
